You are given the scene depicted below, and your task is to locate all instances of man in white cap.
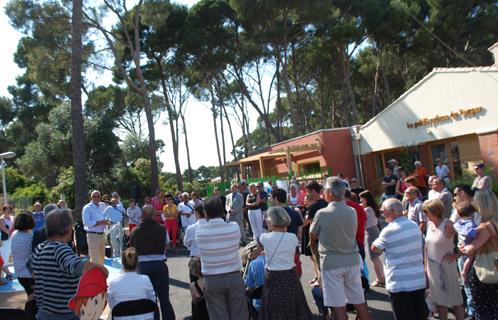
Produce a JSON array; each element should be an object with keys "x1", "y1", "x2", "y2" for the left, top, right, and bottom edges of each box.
[{"x1": 387, "y1": 159, "x2": 401, "y2": 177}]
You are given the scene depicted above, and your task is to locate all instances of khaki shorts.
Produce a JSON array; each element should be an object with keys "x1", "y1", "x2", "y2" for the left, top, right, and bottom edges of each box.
[{"x1": 322, "y1": 263, "x2": 365, "y2": 307}]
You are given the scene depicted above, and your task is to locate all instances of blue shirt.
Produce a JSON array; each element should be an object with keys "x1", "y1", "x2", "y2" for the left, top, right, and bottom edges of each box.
[
  {"x1": 32, "y1": 211, "x2": 46, "y2": 232},
  {"x1": 104, "y1": 206, "x2": 123, "y2": 223},
  {"x1": 82, "y1": 201, "x2": 106, "y2": 233},
  {"x1": 372, "y1": 216, "x2": 426, "y2": 293},
  {"x1": 244, "y1": 255, "x2": 266, "y2": 311},
  {"x1": 454, "y1": 218, "x2": 477, "y2": 245}
]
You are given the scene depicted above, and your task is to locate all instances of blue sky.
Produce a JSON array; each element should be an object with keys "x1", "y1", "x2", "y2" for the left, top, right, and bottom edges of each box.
[{"x1": 0, "y1": 0, "x2": 254, "y2": 174}]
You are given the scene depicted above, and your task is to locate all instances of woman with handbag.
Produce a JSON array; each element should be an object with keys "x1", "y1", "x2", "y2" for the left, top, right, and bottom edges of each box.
[
  {"x1": 0, "y1": 204, "x2": 14, "y2": 281},
  {"x1": 460, "y1": 190, "x2": 498, "y2": 320},
  {"x1": 258, "y1": 206, "x2": 311, "y2": 319},
  {"x1": 422, "y1": 199, "x2": 465, "y2": 320}
]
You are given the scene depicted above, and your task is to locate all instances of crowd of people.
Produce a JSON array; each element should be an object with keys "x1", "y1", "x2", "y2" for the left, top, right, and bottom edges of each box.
[{"x1": 0, "y1": 159, "x2": 497, "y2": 320}]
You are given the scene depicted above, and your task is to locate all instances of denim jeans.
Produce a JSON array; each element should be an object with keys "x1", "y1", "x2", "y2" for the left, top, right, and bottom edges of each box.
[
  {"x1": 138, "y1": 260, "x2": 175, "y2": 320},
  {"x1": 458, "y1": 255, "x2": 475, "y2": 316}
]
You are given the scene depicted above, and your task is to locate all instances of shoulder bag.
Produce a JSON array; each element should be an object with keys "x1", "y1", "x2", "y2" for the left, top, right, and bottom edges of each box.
[{"x1": 474, "y1": 221, "x2": 498, "y2": 284}]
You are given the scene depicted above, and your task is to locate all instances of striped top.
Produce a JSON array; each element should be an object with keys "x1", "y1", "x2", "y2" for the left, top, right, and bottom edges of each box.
[
  {"x1": 372, "y1": 216, "x2": 426, "y2": 293},
  {"x1": 10, "y1": 230, "x2": 33, "y2": 278},
  {"x1": 195, "y1": 218, "x2": 242, "y2": 275},
  {"x1": 31, "y1": 241, "x2": 86, "y2": 315}
]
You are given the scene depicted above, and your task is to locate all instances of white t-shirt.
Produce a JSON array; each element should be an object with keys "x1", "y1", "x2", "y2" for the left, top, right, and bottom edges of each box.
[
  {"x1": 364, "y1": 207, "x2": 378, "y2": 229},
  {"x1": 178, "y1": 201, "x2": 196, "y2": 227},
  {"x1": 259, "y1": 231, "x2": 298, "y2": 271}
]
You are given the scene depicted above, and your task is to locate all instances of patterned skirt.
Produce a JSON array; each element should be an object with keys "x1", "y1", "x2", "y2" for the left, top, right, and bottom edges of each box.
[
  {"x1": 258, "y1": 268, "x2": 312, "y2": 320},
  {"x1": 468, "y1": 266, "x2": 498, "y2": 320}
]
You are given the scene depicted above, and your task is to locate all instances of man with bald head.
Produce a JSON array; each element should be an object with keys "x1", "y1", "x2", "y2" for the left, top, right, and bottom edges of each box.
[
  {"x1": 371, "y1": 198, "x2": 428, "y2": 320},
  {"x1": 82, "y1": 190, "x2": 110, "y2": 264},
  {"x1": 404, "y1": 187, "x2": 426, "y2": 233}
]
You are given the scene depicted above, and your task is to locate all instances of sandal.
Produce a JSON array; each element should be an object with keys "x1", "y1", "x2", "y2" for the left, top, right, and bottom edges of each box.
[
  {"x1": 6, "y1": 274, "x2": 14, "y2": 281},
  {"x1": 372, "y1": 279, "x2": 385, "y2": 287},
  {"x1": 308, "y1": 277, "x2": 318, "y2": 284}
]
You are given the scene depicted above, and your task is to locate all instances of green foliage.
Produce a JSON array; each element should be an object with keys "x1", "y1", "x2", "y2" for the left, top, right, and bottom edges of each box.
[
  {"x1": 51, "y1": 167, "x2": 75, "y2": 207},
  {"x1": 5, "y1": 167, "x2": 32, "y2": 192},
  {"x1": 12, "y1": 182, "x2": 50, "y2": 204}
]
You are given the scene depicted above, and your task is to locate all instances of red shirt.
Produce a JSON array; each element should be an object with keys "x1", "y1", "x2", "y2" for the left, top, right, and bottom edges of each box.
[
  {"x1": 297, "y1": 189, "x2": 307, "y2": 206},
  {"x1": 346, "y1": 200, "x2": 366, "y2": 247}
]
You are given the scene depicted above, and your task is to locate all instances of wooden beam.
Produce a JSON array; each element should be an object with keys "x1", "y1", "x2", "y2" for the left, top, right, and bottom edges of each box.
[
  {"x1": 259, "y1": 157, "x2": 265, "y2": 178},
  {"x1": 269, "y1": 143, "x2": 322, "y2": 154}
]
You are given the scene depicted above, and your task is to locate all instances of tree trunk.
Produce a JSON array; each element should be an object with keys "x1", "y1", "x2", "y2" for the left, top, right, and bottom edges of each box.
[
  {"x1": 340, "y1": 48, "x2": 358, "y2": 125},
  {"x1": 157, "y1": 66, "x2": 183, "y2": 190},
  {"x1": 180, "y1": 112, "x2": 193, "y2": 184},
  {"x1": 70, "y1": 0, "x2": 88, "y2": 220},
  {"x1": 141, "y1": 94, "x2": 160, "y2": 194},
  {"x1": 209, "y1": 86, "x2": 224, "y2": 181},
  {"x1": 222, "y1": 103, "x2": 236, "y2": 159}
]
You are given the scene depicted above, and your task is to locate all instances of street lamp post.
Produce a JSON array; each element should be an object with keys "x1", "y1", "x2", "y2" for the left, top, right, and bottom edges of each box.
[{"x1": 0, "y1": 152, "x2": 16, "y2": 205}]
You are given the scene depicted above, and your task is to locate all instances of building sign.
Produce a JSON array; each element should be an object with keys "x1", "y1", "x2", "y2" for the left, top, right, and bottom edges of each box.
[{"x1": 406, "y1": 106, "x2": 485, "y2": 129}]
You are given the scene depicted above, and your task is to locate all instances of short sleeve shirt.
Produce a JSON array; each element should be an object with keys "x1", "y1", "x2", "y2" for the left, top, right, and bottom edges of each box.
[
  {"x1": 383, "y1": 175, "x2": 398, "y2": 195},
  {"x1": 283, "y1": 207, "x2": 303, "y2": 236},
  {"x1": 310, "y1": 202, "x2": 359, "y2": 271}
]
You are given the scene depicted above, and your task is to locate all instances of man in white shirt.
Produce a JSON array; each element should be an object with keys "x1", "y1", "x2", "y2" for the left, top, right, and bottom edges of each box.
[
  {"x1": 82, "y1": 190, "x2": 111, "y2": 264},
  {"x1": 184, "y1": 207, "x2": 207, "y2": 258},
  {"x1": 371, "y1": 198, "x2": 428, "y2": 320},
  {"x1": 435, "y1": 158, "x2": 450, "y2": 186},
  {"x1": 427, "y1": 175, "x2": 440, "y2": 200},
  {"x1": 178, "y1": 192, "x2": 196, "y2": 233},
  {"x1": 196, "y1": 198, "x2": 248, "y2": 319}
]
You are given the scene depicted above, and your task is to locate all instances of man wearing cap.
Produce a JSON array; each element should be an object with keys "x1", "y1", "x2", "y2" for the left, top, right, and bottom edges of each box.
[
  {"x1": 381, "y1": 167, "x2": 398, "y2": 203},
  {"x1": 310, "y1": 177, "x2": 371, "y2": 320},
  {"x1": 387, "y1": 159, "x2": 401, "y2": 177},
  {"x1": 471, "y1": 163, "x2": 492, "y2": 191},
  {"x1": 82, "y1": 190, "x2": 110, "y2": 264}
]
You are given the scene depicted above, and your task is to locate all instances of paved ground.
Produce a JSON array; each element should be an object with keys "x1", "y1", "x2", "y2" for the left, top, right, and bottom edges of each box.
[{"x1": 0, "y1": 245, "x2": 394, "y2": 319}]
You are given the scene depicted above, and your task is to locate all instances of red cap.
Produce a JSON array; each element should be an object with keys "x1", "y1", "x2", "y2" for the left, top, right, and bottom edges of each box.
[{"x1": 68, "y1": 268, "x2": 108, "y2": 311}]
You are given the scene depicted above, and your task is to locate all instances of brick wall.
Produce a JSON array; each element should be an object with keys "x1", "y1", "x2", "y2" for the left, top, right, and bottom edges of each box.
[{"x1": 478, "y1": 131, "x2": 498, "y2": 177}]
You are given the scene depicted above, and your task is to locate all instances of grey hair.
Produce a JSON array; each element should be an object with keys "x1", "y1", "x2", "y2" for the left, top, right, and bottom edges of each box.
[
  {"x1": 266, "y1": 206, "x2": 291, "y2": 228},
  {"x1": 46, "y1": 208, "x2": 73, "y2": 238},
  {"x1": 414, "y1": 160, "x2": 422, "y2": 166},
  {"x1": 434, "y1": 177, "x2": 446, "y2": 187},
  {"x1": 43, "y1": 203, "x2": 58, "y2": 215},
  {"x1": 325, "y1": 176, "x2": 346, "y2": 200},
  {"x1": 182, "y1": 192, "x2": 190, "y2": 198},
  {"x1": 141, "y1": 205, "x2": 154, "y2": 219},
  {"x1": 383, "y1": 198, "x2": 404, "y2": 215},
  {"x1": 249, "y1": 183, "x2": 257, "y2": 188}
]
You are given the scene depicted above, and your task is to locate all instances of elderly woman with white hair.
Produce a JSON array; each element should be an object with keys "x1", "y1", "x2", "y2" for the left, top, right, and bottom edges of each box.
[
  {"x1": 258, "y1": 207, "x2": 312, "y2": 319},
  {"x1": 178, "y1": 192, "x2": 196, "y2": 233}
]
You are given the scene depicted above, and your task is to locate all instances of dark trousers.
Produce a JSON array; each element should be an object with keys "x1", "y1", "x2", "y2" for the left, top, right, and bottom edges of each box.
[
  {"x1": 138, "y1": 260, "x2": 175, "y2": 320},
  {"x1": 18, "y1": 277, "x2": 37, "y2": 316},
  {"x1": 389, "y1": 288, "x2": 429, "y2": 320}
]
